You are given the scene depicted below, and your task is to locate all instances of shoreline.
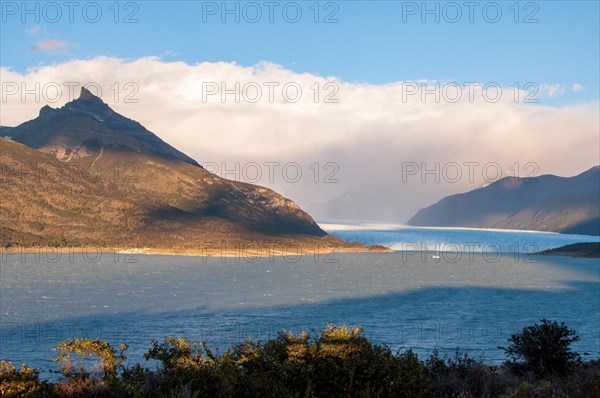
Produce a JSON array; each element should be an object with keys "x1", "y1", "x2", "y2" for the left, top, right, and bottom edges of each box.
[
  {"x1": 0, "y1": 244, "x2": 394, "y2": 259},
  {"x1": 6, "y1": 245, "x2": 600, "y2": 259}
]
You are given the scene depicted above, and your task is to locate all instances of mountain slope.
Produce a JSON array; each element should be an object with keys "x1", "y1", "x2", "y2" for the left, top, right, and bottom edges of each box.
[
  {"x1": 408, "y1": 167, "x2": 600, "y2": 236},
  {"x1": 1, "y1": 88, "x2": 370, "y2": 252}
]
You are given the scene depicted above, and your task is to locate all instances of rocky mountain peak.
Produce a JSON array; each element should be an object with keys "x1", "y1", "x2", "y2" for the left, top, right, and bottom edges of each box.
[
  {"x1": 65, "y1": 86, "x2": 111, "y2": 114},
  {"x1": 79, "y1": 86, "x2": 103, "y2": 102}
]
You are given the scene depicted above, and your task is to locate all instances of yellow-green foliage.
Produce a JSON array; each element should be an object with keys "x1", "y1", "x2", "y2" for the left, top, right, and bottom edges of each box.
[
  {"x1": 318, "y1": 323, "x2": 364, "y2": 358},
  {"x1": 0, "y1": 360, "x2": 46, "y2": 397},
  {"x1": 2, "y1": 323, "x2": 598, "y2": 397},
  {"x1": 52, "y1": 338, "x2": 128, "y2": 379},
  {"x1": 144, "y1": 336, "x2": 216, "y2": 370},
  {"x1": 321, "y1": 323, "x2": 362, "y2": 341}
]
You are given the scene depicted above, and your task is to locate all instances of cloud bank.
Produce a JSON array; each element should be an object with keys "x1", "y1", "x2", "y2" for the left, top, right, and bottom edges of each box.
[{"x1": 1, "y1": 57, "x2": 598, "y2": 221}]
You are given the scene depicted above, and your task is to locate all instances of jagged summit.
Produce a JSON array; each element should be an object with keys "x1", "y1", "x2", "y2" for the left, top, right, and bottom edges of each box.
[
  {"x1": 79, "y1": 86, "x2": 102, "y2": 101},
  {"x1": 63, "y1": 87, "x2": 114, "y2": 119},
  {"x1": 7, "y1": 86, "x2": 201, "y2": 167}
]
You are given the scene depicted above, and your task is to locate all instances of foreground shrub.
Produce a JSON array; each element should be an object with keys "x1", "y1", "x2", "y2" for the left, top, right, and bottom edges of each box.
[
  {"x1": 51, "y1": 338, "x2": 128, "y2": 397},
  {"x1": 142, "y1": 336, "x2": 232, "y2": 397},
  {"x1": 499, "y1": 319, "x2": 581, "y2": 377},
  {"x1": 0, "y1": 361, "x2": 48, "y2": 398},
  {"x1": 52, "y1": 338, "x2": 128, "y2": 380},
  {"x1": 392, "y1": 349, "x2": 431, "y2": 397},
  {"x1": 228, "y1": 324, "x2": 406, "y2": 397},
  {"x1": 425, "y1": 349, "x2": 518, "y2": 398},
  {"x1": 3, "y1": 322, "x2": 597, "y2": 397},
  {"x1": 561, "y1": 359, "x2": 600, "y2": 398},
  {"x1": 141, "y1": 325, "x2": 432, "y2": 397}
]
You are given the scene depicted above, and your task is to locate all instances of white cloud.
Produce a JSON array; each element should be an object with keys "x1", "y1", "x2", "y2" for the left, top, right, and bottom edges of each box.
[
  {"x1": 539, "y1": 83, "x2": 566, "y2": 98},
  {"x1": 30, "y1": 39, "x2": 76, "y2": 55},
  {"x1": 1, "y1": 57, "x2": 598, "y2": 221},
  {"x1": 25, "y1": 25, "x2": 42, "y2": 36},
  {"x1": 572, "y1": 83, "x2": 584, "y2": 92}
]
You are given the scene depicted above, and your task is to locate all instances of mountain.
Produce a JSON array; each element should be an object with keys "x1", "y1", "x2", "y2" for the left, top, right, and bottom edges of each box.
[
  {"x1": 536, "y1": 242, "x2": 600, "y2": 258},
  {"x1": 8, "y1": 87, "x2": 200, "y2": 166},
  {"x1": 408, "y1": 167, "x2": 600, "y2": 236},
  {"x1": 1, "y1": 88, "x2": 372, "y2": 253}
]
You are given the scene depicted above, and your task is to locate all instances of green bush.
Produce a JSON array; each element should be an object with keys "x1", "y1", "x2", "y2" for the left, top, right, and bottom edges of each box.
[{"x1": 499, "y1": 319, "x2": 581, "y2": 377}]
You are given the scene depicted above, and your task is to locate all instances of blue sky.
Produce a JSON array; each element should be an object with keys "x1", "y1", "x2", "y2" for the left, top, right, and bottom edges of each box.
[
  {"x1": 1, "y1": 1, "x2": 599, "y2": 220},
  {"x1": 1, "y1": 1, "x2": 599, "y2": 104}
]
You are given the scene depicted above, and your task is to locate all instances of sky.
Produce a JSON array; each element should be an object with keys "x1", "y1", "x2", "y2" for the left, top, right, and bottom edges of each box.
[{"x1": 1, "y1": 1, "x2": 599, "y2": 221}]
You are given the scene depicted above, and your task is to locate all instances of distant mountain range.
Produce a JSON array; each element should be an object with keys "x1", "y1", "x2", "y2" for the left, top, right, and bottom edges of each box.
[
  {"x1": 1, "y1": 88, "x2": 374, "y2": 253},
  {"x1": 408, "y1": 167, "x2": 600, "y2": 236}
]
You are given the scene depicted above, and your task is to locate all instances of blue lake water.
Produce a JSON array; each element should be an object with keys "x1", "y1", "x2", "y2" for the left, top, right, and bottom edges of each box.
[
  {"x1": 0, "y1": 226, "x2": 598, "y2": 379},
  {"x1": 322, "y1": 222, "x2": 600, "y2": 253}
]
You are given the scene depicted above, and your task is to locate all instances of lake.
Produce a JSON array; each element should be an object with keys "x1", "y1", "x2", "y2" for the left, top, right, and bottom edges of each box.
[{"x1": 1, "y1": 226, "x2": 599, "y2": 379}]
